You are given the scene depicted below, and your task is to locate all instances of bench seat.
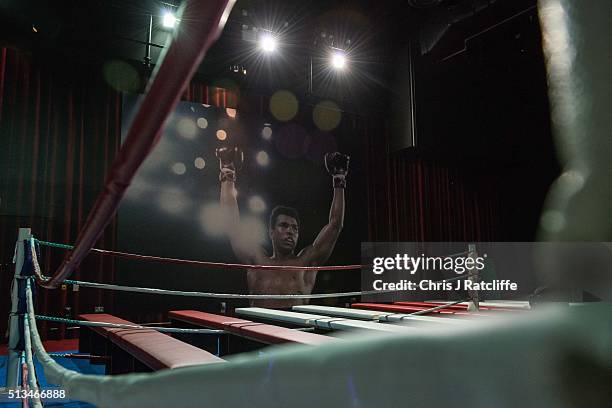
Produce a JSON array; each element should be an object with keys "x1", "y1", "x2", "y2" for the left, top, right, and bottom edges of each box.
[
  {"x1": 169, "y1": 310, "x2": 336, "y2": 346},
  {"x1": 78, "y1": 313, "x2": 224, "y2": 371}
]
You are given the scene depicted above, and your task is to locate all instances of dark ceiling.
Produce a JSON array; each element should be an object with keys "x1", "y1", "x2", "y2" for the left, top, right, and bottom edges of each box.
[{"x1": 0, "y1": 0, "x2": 539, "y2": 111}]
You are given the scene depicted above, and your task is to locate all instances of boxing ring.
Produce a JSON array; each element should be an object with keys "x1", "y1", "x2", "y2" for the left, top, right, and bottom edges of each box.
[
  {"x1": 8, "y1": 236, "x2": 612, "y2": 407},
  {"x1": 3, "y1": 0, "x2": 612, "y2": 406}
]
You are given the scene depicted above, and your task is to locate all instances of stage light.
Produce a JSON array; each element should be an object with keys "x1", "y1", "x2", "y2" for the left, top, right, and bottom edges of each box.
[
  {"x1": 162, "y1": 12, "x2": 177, "y2": 28},
  {"x1": 331, "y1": 50, "x2": 347, "y2": 70},
  {"x1": 259, "y1": 33, "x2": 277, "y2": 53}
]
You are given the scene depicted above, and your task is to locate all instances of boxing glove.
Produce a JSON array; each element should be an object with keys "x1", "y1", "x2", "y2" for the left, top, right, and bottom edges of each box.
[
  {"x1": 325, "y1": 152, "x2": 349, "y2": 188},
  {"x1": 216, "y1": 146, "x2": 243, "y2": 182}
]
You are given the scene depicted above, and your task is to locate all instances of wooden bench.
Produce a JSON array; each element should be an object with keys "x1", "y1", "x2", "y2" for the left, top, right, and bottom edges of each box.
[
  {"x1": 78, "y1": 313, "x2": 224, "y2": 374},
  {"x1": 169, "y1": 310, "x2": 337, "y2": 348}
]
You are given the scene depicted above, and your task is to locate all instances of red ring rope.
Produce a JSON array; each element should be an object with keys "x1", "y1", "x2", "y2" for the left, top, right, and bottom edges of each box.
[{"x1": 88, "y1": 247, "x2": 363, "y2": 271}]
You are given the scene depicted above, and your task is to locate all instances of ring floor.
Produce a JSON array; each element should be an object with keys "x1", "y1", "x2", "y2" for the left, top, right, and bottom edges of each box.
[{"x1": 1, "y1": 340, "x2": 102, "y2": 407}]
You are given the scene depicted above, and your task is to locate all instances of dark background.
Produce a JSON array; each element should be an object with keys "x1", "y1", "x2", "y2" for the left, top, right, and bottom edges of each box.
[{"x1": 0, "y1": 0, "x2": 558, "y2": 336}]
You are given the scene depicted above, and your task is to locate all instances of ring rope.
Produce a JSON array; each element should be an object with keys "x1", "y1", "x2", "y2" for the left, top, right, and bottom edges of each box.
[
  {"x1": 36, "y1": 239, "x2": 472, "y2": 300},
  {"x1": 47, "y1": 353, "x2": 103, "y2": 359},
  {"x1": 35, "y1": 315, "x2": 225, "y2": 335},
  {"x1": 63, "y1": 279, "x2": 394, "y2": 299},
  {"x1": 23, "y1": 311, "x2": 43, "y2": 408},
  {"x1": 25, "y1": 277, "x2": 88, "y2": 402},
  {"x1": 407, "y1": 300, "x2": 467, "y2": 316},
  {"x1": 36, "y1": 237, "x2": 472, "y2": 300},
  {"x1": 34, "y1": 239, "x2": 363, "y2": 271},
  {"x1": 445, "y1": 250, "x2": 472, "y2": 258}
]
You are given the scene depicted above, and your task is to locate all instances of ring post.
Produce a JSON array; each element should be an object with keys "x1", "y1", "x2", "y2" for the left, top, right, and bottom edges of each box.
[
  {"x1": 466, "y1": 244, "x2": 480, "y2": 312},
  {"x1": 5, "y1": 228, "x2": 31, "y2": 388}
]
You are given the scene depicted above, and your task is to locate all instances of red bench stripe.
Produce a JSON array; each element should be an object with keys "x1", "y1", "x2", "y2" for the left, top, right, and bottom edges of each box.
[
  {"x1": 393, "y1": 301, "x2": 520, "y2": 312},
  {"x1": 169, "y1": 310, "x2": 336, "y2": 346},
  {"x1": 78, "y1": 314, "x2": 224, "y2": 370},
  {"x1": 350, "y1": 303, "x2": 470, "y2": 315}
]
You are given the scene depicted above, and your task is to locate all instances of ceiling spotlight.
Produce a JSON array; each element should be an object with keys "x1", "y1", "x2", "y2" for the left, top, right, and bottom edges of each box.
[
  {"x1": 331, "y1": 50, "x2": 347, "y2": 70},
  {"x1": 260, "y1": 33, "x2": 277, "y2": 53},
  {"x1": 162, "y1": 12, "x2": 177, "y2": 28}
]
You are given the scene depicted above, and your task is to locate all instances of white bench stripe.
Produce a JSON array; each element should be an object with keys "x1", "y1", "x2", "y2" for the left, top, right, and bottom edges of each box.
[
  {"x1": 292, "y1": 305, "x2": 467, "y2": 326},
  {"x1": 235, "y1": 308, "x2": 418, "y2": 333},
  {"x1": 429, "y1": 300, "x2": 531, "y2": 309}
]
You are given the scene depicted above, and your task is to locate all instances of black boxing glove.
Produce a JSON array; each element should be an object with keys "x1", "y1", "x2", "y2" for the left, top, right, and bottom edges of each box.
[
  {"x1": 325, "y1": 152, "x2": 349, "y2": 188},
  {"x1": 216, "y1": 146, "x2": 244, "y2": 182}
]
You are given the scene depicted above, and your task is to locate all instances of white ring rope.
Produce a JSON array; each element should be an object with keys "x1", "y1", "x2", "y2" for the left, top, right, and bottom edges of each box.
[
  {"x1": 23, "y1": 311, "x2": 43, "y2": 408},
  {"x1": 25, "y1": 279, "x2": 78, "y2": 400},
  {"x1": 35, "y1": 315, "x2": 225, "y2": 335},
  {"x1": 64, "y1": 279, "x2": 395, "y2": 299}
]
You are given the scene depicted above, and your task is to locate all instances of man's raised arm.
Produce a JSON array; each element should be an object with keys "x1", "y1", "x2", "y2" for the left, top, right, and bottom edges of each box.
[
  {"x1": 299, "y1": 152, "x2": 349, "y2": 265},
  {"x1": 217, "y1": 147, "x2": 263, "y2": 263}
]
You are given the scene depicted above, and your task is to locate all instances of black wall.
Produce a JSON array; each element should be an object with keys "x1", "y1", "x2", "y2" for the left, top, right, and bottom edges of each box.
[{"x1": 390, "y1": 3, "x2": 559, "y2": 241}]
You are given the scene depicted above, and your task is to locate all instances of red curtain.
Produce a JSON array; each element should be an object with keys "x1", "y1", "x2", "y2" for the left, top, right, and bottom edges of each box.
[
  {"x1": 0, "y1": 48, "x2": 122, "y2": 340},
  {"x1": 0, "y1": 49, "x2": 238, "y2": 340},
  {"x1": 363, "y1": 119, "x2": 500, "y2": 242}
]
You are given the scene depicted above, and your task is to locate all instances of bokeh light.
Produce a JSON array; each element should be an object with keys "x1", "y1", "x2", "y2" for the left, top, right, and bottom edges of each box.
[
  {"x1": 194, "y1": 157, "x2": 206, "y2": 169},
  {"x1": 226, "y1": 108, "x2": 237, "y2": 118},
  {"x1": 248, "y1": 195, "x2": 266, "y2": 213},
  {"x1": 256, "y1": 151, "x2": 270, "y2": 166},
  {"x1": 177, "y1": 118, "x2": 197, "y2": 139},
  {"x1": 158, "y1": 188, "x2": 189, "y2": 214},
  {"x1": 196, "y1": 117, "x2": 208, "y2": 129},
  {"x1": 199, "y1": 204, "x2": 231, "y2": 237},
  {"x1": 171, "y1": 162, "x2": 186, "y2": 175},
  {"x1": 102, "y1": 60, "x2": 141, "y2": 93},
  {"x1": 216, "y1": 129, "x2": 227, "y2": 141},
  {"x1": 313, "y1": 100, "x2": 342, "y2": 131},
  {"x1": 262, "y1": 126, "x2": 273, "y2": 141},
  {"x1": 270, "y1": 90, "x2": 298, "y2": 122}
]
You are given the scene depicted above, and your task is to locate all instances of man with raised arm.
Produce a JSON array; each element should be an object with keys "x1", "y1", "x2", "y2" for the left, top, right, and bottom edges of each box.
[{"x1": 217, "y1": 147, "x2": 348, "y2": 308}]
